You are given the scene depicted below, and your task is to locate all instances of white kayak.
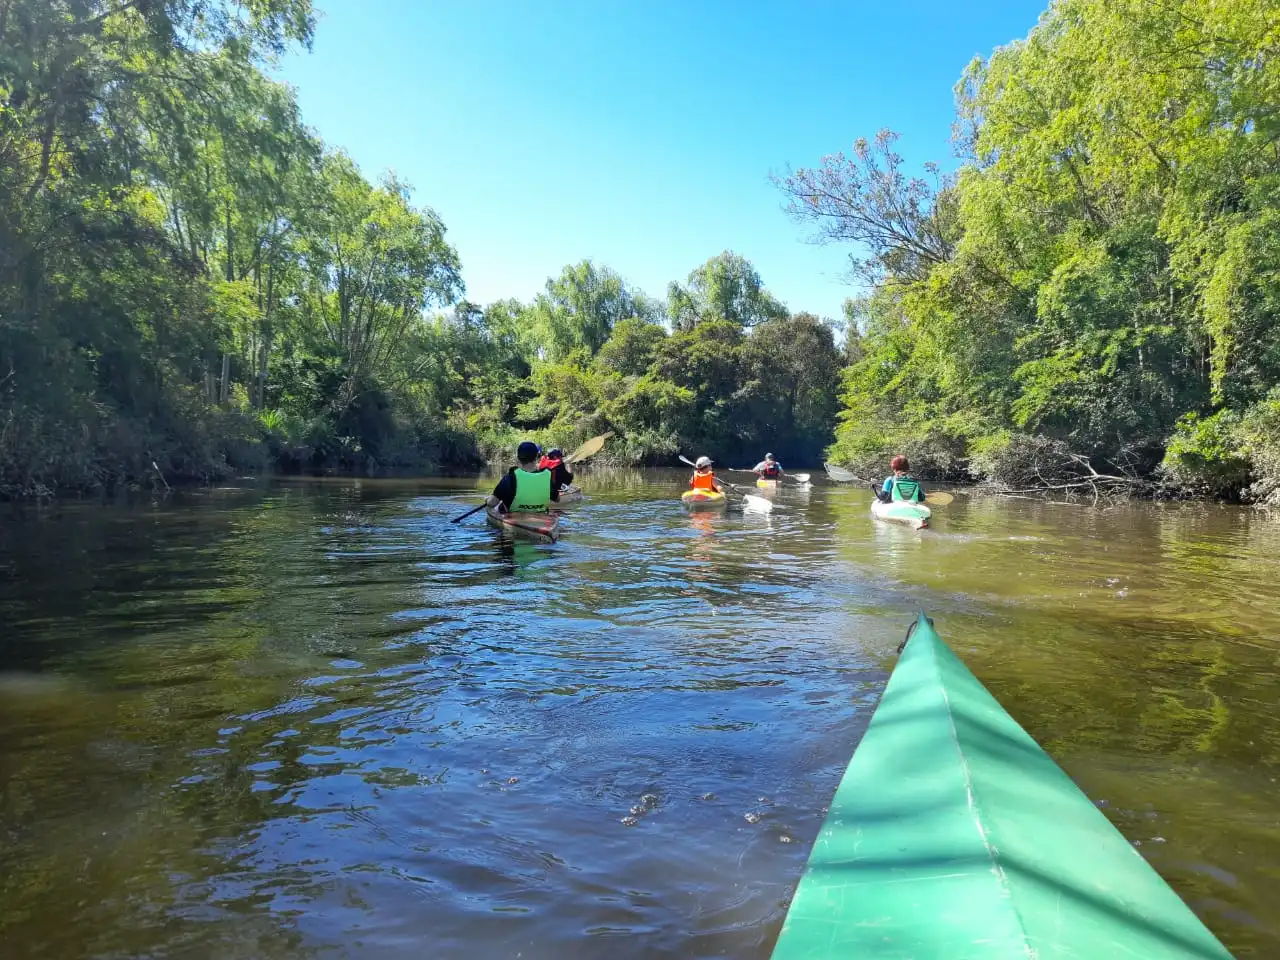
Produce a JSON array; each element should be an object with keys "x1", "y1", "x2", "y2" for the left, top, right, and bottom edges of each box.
[{"x1": 871, "y1": 498, "x2": 931, "y2": 529}]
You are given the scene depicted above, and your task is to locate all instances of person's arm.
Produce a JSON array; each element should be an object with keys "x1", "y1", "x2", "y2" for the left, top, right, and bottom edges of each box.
[
  {"x1": 752, "y1": 461, "x2": 765, "y2": 475},
  {"x1": 713, "y1": 478, "x2": 725, "y2": 493},
  {"x1": 883, "y1": 477, "x2": 893, "y2": 493},
  {"x1": 550, "y1": 478, "x2": 560, "y2": 502},
  {"x1": 488, "y1": 472, "x2": 515, "y2": 510},
  {"x1": 559, "y1": 464, "x2": 574, "y2": 486}
]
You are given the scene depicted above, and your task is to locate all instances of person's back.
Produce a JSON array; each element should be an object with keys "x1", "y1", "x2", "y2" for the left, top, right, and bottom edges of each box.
[
  {"x1": 489, "y1": 441, "x2": 558, "y2": 513},
  {"x1": 883, "y1": 454, "x2": 924, "y2": 503},
  {"x1": 690, "y1": 455, "x2": 722, "y2": 491}
]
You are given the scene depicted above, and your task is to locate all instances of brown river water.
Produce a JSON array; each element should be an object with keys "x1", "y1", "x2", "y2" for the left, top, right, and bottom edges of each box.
[{"x1": 0, "y1": 469, "x2": 1277, "y2": 958}]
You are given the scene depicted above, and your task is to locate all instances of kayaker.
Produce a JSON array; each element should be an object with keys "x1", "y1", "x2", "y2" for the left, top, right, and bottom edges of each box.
[
  {"x1": 487, "y1": 441, "x2": 560, "y2": 513},
  {"x1": 752, "y1": 453, "x2": 784, "y2": 479},
  {"x1": 538, "y1": 447, "x2": 575, "y2": 491},
  {"x1": 690, "y1": 456, "x2": 725, "y2": 493},
  {"x1": 881, "y1": 454, "x2": 925, "y2": 503}
]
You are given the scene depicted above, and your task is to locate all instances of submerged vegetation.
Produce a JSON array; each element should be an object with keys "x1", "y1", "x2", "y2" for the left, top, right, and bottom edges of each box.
[
  {"x1": 780, "y1": 0, "x2": 1280, "y2": 504},
  {"x1": 2, "y1": 0, "x2": 1276, "y2": 502}
]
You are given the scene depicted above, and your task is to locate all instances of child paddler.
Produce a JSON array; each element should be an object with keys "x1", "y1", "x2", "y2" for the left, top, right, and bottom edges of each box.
[
  {"x1": 538, "y1": 448, "x2": 575, "y2": 492},
  {"x1": 690, "y1": 456, "x2": 725, "y2": 494}
]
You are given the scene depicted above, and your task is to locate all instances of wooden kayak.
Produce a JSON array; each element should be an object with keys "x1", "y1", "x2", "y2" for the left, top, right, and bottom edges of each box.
[
  {"x1": 871, "y1": 496, "x2": 931, "y2": 529},
  {"x1": 557, "y1": 484, "x2": 584, "y2": 504},
  {"x1": 770, "y1": 613, "x2": 1234, "y2": 960},
  {"x1": 681, "y1": 489, "x2": 727, "y2": 511},
  {"x1": 484, "y1": 506, "x2": 559, "y2": 543}
]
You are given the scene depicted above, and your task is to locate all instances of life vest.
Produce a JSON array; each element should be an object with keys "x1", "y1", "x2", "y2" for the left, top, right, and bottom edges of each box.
[
  {"x1": 691, "y1": 471, "x2": 717, "y2": 490},
  {"x1": 538, "y1": 455, "x2": 563, "y2": 471},
  {"x1": 890, "y1": 476, "x2": 922, "y2": 503},
  {"x1": 512, "y1": 468, "x2": 553, "y2": 511},
  {"x1": 761, "y1": 462, "x2": 781, "y2": 478}
]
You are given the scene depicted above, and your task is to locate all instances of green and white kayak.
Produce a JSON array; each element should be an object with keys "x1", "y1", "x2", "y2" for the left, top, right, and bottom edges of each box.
[
  {"x1": 871, "y1": 496, "x2": 931, "y2": 529},
  {"x1": 771, "y1": 613, "x2": 1233, "y2": 960}
]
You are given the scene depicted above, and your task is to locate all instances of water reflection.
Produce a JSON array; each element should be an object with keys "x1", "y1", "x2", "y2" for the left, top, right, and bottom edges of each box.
[{"x1": 0, "y1": 471, "x2": 1277, "y2": 957}]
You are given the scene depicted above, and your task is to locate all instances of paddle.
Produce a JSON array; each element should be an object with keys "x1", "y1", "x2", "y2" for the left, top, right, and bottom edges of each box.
[
  {"x1": 870, "y1": 481, "x2": 954, "y2": 506},
  {"x1": 677, "y1": 455, "x2": 773, "y2": 513},
  {"x1": 726, "y1": 467, "x2": 812, "y2": 485},
  {"x1": 451, "y1": 502, "x2": 488, "y2": 523},
  {"x1": 825, "y1": 462, "x2": 860, "y2": 483},
  {"x1": 565, "y1": 431, "x2": 614, "y2": 464}
]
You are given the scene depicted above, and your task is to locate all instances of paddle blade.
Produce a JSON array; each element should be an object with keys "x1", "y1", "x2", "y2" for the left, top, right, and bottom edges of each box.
[
  {"x1": 742, "y1": 495, "x2": 773, "y2": 513},
  {"x1": 566, "y1": 431, "x2": 614, "y2": 464},
  {"x1": 792, "y1": 473, "x2": 811, "y2": 484},
  {"x1": 824, "y1": 462, "x2": 858, "y2": 483},
  {"x1": 925, "y1": 491, "x2": 954, "y2": 506}
]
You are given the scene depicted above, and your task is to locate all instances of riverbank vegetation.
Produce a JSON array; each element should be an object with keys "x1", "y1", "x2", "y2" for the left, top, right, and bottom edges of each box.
[
  {"x1": 782, "y1": 0, "x2": 1280, "y2": 504},
  {"x1": 0, "y1": 1, "x2": 841, "y2": 498},
  {"x1": 5, "y1": 1, "x2": 1277, "y2": 504}
]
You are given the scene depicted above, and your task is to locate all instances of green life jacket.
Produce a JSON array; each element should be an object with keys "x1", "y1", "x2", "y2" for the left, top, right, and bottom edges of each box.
[
  {"x1": 890, "y1": 476, "x2": 922, "y2": 503},
  {"x1": 512, "y1": 467, "x2": 553, "y2": 512}
]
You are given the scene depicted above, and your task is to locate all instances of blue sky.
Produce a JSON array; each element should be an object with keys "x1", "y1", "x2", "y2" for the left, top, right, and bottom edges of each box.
[{"x1": 275, "y1": 1, "x2": 1047, "y2": 322}]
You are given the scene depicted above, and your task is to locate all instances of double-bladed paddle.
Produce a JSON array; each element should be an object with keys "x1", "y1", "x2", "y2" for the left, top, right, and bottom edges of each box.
[{"x1": 726, "y1": 467, "x2": 811, "y2": 485}]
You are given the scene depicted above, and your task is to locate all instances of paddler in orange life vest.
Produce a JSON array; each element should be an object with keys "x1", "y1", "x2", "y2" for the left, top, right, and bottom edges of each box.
[
  {"x1": 752, "y1": 452, "x2": 784, "y2": 480},
  {"x1": 537, "y1": 448, "x2": 574, "y2": 493},
  {"x1": 690, "y1": 456, "x2": 725, "y2": 493},
  {"x1": 486, "y1": 441, "x2": 560, "y2": 513}
]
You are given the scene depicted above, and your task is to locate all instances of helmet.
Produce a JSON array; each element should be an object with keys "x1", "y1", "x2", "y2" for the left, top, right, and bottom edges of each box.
[
  {"x1": 517, "y1": 441, "x2": 541, "y2": 462},
  {"x1": 548, "y1": 448, "x2": 563, "y2": 459},
  {"x1": 695, "y1": 456, "x2": 713, "y2": 469},
  {"x1": 765, "y1": 452, "x2": 775, "y2": 460}
]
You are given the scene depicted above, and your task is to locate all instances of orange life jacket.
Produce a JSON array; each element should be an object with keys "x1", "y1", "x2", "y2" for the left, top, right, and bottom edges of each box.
[
  {"x1": 691, "y1": 470, "x2": 717, "y2": 490},
  {"x1": 538, "y1": 455, "x2": 562, "y2": 471}
]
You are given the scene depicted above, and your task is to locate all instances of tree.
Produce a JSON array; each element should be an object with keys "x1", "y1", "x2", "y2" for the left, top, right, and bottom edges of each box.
[
  {"x1": 667, "y1": 252, "x2": 787, "y2": 330},
  {"x1": 529, "y1": 260, "x2": 649, "y2": 360},
  {"x1": 773, "y1": 130, "x2": 959, "y2": 284}
]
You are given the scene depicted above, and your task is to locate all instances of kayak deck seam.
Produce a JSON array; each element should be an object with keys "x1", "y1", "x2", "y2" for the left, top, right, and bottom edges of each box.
[{"x1": 936, "y1": 642, "x2": 1037, "y2": 960}]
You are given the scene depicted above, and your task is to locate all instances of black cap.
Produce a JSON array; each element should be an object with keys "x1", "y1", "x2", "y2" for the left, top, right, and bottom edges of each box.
[
  {"x1": 548, "y1": 449, "x2": 563, "y2": 459},
  {"x1": 517, "y1": 441, "x2": 541, "y2": 462}
]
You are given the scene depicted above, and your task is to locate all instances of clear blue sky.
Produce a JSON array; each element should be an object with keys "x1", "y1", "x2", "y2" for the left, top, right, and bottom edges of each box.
[{"x1": 275, "y1": 1, "x2": 1047, "y2": 322}]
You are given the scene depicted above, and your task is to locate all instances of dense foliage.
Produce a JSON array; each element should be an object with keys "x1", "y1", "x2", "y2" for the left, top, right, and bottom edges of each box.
[
  {"x1": 780, "y1": 0, "x2": 1280, "y2": 503},
  {"x1": 0, "y1": 2, "x2": 840, "y2": 496}
]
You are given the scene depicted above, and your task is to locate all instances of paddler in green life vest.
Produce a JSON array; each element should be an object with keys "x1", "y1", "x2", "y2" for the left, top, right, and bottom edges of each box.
[
  {"x1": 881, "y1": 454, "x2": 926, "y2": 503},
  {"x1": 486, "y1": 441, "x2": 560, "y2": 514}
]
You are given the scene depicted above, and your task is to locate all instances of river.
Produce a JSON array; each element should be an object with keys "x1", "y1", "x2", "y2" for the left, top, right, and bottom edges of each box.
[{"x1": 1, "y1": 470, "x2": 1277, "y2": 958}]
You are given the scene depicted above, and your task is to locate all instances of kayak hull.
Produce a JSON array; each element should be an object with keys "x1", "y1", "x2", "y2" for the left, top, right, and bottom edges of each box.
[
  {"x1": 556, "y1": 484, "x2": 584, "y2": 504},
  {"x1": 871, "y1": 497, "x2": 931, "y2": 529},
  {"x1": 755, "y1": 478, "x2": 781, "y2": 489},
  {"x1": 682, "y1": 489, "x2": 727, "y2": 511},
  {"x1": 484, "y1": 507, "x2": 560, "y2": 543},
  {"x1": 770, "y1": 613, "x2": 1234, "y2": 960}
]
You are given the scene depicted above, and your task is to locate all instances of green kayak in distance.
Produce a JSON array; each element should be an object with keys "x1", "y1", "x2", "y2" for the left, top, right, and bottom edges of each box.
[{"x1": 770, "y1": 613, "x2": 1234, "y2": 960}]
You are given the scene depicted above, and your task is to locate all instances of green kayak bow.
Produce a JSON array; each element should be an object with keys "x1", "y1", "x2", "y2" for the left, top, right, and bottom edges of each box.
[{"x1": 771, "y1": 613, "x2": 1234, "y2": 960}]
